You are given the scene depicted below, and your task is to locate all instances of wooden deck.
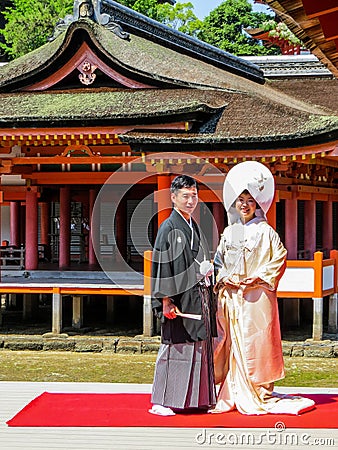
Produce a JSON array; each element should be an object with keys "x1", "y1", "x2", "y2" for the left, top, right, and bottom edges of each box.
[
  {"x1": 1, "y1": 250, "x2": 338, "y2": 341},
  {"x1": 0, "y1": 270, "x2": 148, "y2": 335},
  {"x1": 0, "y1": 382, "x2": 337, "y2": 450},
  {"x1": 0, "y1": 270, "x2": 144, "y2": 295}
]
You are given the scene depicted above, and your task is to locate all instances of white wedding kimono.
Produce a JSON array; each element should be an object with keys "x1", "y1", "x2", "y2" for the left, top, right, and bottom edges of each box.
[{"x1": 213, "y1": 216, "x2": 315, "y2": 415}]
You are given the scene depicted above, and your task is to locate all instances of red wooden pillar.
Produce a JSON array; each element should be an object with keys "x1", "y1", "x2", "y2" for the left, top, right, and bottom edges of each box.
[
  {"x1": 157, "y1": 175, "x2": 172, "y2": 228},
  {"x1": 285, "y1": 197, "x2": 298, "y2": 259},
  {"x1": 266, "y1": 198, "x2": 277, "y2": 230},
  {"x1": 39, "y1": 202, "x2": 50, "y2": 263},
  {"x1": 59, "y1": 186, "x2": 71, "y2": 269},
  {"x1": 212, "y1": 201, "x2": 225, "y2": 250},
  {"x1": 89, "y1": 188, "x2": 98, "y2": 266},
  {"x1": 10, "y1": 201, "x2": 20, "y2": 247},
  {"x1": 25, "y1": 188, "x2": 38, "y2": 270},
  {"x1": 323, "y1": 199, "x2": 333, "y2": 252},
  {"x1": 40, "y1": 202, "x2": 49, "y2": 246},
  {"x1": 304, "y1": 198, "x2": 316, "y2": 258},
  {"x1": 20, "y1": 202, "x2": 25, "y2": 246}
]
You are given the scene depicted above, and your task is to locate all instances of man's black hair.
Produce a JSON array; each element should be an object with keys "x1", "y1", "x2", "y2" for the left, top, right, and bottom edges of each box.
[{"x1": 170, "y1": 175, "x2": 198, "y2": 194}]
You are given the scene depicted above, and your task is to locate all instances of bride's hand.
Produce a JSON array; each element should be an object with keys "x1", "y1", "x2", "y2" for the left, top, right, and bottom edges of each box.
[{"x1": 240, "y1": 276, "x2": 260, "y2": 286}]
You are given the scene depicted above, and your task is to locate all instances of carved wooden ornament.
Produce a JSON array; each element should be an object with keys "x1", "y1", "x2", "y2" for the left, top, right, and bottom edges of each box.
[{"x1": 78, "y1": 60, "x2": 98, "y2": 85}]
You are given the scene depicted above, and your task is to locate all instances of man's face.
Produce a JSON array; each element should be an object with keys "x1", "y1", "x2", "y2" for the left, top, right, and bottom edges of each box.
[{"x1": 171, "y1": 186, "x2": 198, "y2": 219}]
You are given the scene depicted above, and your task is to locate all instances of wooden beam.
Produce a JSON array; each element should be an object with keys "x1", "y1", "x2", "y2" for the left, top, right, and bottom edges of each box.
[
  {"x1": 0, "y1": 127, "x2": 122, "y2": 138},
  {"x1": 0, "y1": 286, "x2": 143, "y2": 296},
  {"x1": 142, "y1": 141, "x2": 338, "y2": 161},
  {"x1": 278, "y1": 182, "x2": 338, "y2": 197},
  {"x1": 318, "y1": 12, "x2": 338, "y2": 40},
  {"x1": 19, "y1": 145, "x2": 132, "y2": 156},
  {"x1": 303, "y1": 0, "x2": 338, "y2": 19},
  {"x1": 264, "y1": 0, "x2": 338, "y2": 77},
  {"x1": 289, "y1": 184, "x2": 338, "y2": 195},
  {"x1": 12, "y1": 155, "x2": 140, "y2": 165},
  {"x1": 22, "y1": 172, "x2": 157, "y2": 185},
  {"x1": 0, "y1": 121, "x2": 190, "y2": 145}
]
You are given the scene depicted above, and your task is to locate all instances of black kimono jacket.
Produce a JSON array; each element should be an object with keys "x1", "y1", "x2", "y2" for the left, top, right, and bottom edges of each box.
[{"x1": 151, "y1": 209, "x2": 217, "y2": 344}]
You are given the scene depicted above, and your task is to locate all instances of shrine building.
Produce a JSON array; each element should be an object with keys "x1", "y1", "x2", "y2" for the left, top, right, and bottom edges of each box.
[{"x1": 0, "y1": 0, "x2": 337, "y2": 338}]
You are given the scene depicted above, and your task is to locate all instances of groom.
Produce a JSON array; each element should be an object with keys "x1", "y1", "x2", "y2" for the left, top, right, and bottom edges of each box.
[{"x1": 149, "y1": 175, "x2": 217, "y2": 416}]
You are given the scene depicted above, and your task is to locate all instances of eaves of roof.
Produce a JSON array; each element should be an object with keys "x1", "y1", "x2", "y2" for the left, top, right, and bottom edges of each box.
[
  {"x1": 0, "y1": 88, "x2": 227, "y2": 127},
  {"x1": 0, "y1": 81, "x2": 337, "y2": 148},
  {"x1": 263, "y1": 0, "x2": 338, "y2": 78},
  {"x1": 119, "y1": 121, "x2": 338, "y2": 150},
  {"x1": 119, "y1": 114, "x2": 338, "y2": 150}
]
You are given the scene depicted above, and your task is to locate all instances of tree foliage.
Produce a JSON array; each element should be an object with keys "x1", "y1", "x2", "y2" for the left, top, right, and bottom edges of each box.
[
  {"x1": 0, "y1": 0, "x2": 279, "y2": 59},
  {"x1": 118, "y1": 0, "x2": 160, "y2": 21},
  {"x1": 198, "y1": 0, "x2": 278, "y2": 56},
  {"x1": 156, "y1": 2, "x2": 202, "y2": 37},
  {"x1": 118, "y1": 1, "x2": 202, "y2": 36},
  {"x1": 0, "y1": 0, "x2": 202, "y2": 59},
  {"x1": 0, "y1": 0, "x2": 73, "y2": 58}
]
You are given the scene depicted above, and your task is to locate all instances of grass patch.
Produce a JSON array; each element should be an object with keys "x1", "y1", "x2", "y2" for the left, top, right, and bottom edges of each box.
[
  {"x1": 277, "y1": 357, "x2": 338, "y2": 388},
  {"x1": 0, "y1": 351, "x2": 157, "y2": 383},
  {"x1": 0, "y1": 351, "x2": 336, "y2": 387}
]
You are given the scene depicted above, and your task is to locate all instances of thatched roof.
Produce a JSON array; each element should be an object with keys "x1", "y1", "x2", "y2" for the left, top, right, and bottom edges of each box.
[
  {"x1": 0, "y1": 88, "x2": 227, "y2": 127},
  {"x1": 268, "y1": 78, "x2": 338, "y2": 115},
  {"x1": 0, "y1": 1, "x2": 337, "y2": 150}
]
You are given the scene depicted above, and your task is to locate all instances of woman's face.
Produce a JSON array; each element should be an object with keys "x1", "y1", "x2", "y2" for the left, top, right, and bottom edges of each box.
[{"x1": 235, "y1": 191, "x2": 257, "y2": 223}]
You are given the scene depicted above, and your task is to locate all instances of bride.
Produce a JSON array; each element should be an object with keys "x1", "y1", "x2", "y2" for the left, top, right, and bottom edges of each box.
[{"x1": 212, "y1": 161, "x2": 315, "y2": 415}]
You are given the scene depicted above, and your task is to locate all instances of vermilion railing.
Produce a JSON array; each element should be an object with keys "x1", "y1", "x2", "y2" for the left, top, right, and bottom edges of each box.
[
  {"x1": 277, "y1": 250, "x2": 338, "y2": 298},
  {"x1": 143, "y1": 250, "x2": 338, "y2": 340},
  {"x1": 144, "y1": 250, "x2": 338, "y2": 299}
]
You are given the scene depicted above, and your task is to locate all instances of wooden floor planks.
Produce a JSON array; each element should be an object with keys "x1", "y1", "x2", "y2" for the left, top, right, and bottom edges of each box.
[{"x1": 0, "y1": 382, "x2": 337, "y2": 450}]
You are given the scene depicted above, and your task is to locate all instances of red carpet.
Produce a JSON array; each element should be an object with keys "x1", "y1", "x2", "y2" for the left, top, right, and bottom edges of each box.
[{"x1": 6, "y1": 392, "x2": 337, "y2": 428}]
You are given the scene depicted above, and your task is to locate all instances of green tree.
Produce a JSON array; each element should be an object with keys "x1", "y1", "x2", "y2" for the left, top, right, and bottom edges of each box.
[
  {"x1": 118, "y1": 1, "x2": 202, "y2": 35},
  {"x1": 198, "y1": 0, "x2": 278, "y2": 56},
  {"x1": 0, "y1": 0, "x2": 202, "y2": 59},
  {"x1": 0, "y1": 0, "x2": 73, "y2": 59},
  {"x1": 156, "y1": 2, "x2": 202, "y2": 37},
  {"x1": 118, "y1": 0, "x2": 160, "y2": 21}
]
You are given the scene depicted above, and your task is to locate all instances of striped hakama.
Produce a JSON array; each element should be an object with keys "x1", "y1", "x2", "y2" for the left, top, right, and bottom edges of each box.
[{"x1": 151, "y1": 282, "x2": 216, "y2": 410}]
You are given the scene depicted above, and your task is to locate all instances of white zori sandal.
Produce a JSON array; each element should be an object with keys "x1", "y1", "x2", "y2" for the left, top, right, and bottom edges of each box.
[{"x1": 148, "y1": 405, "x2": 176, "y2": 416}]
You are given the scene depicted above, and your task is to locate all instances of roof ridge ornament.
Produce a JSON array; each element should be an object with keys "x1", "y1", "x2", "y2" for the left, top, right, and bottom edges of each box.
[{"x1": 49, "y1": 0, "x2": 130, "y2": 41}]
